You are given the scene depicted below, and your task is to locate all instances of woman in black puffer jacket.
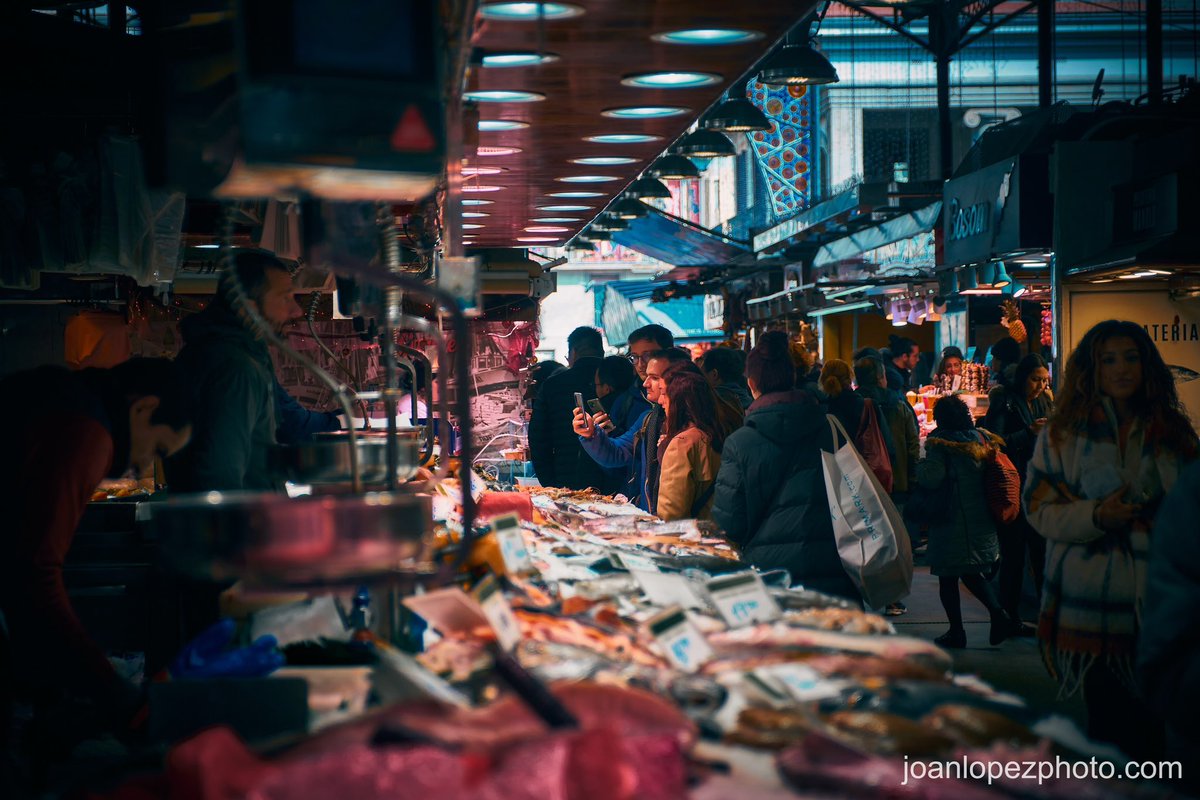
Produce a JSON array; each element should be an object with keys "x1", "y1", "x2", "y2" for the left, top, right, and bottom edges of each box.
[
  {"x1": 981, "y1": 353, "x2": 1053, "y2": 630},
  {"x1": 712, "y1": 332, "x2": 860, "y2": 602}
]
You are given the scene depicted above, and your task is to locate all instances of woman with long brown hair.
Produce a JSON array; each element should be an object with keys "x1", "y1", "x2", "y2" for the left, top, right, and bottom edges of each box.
[
  {"x1": 1025, "y1": 320, "x2": 1198, "y2": 760},
  {"x1": 655, "y1": 371, "x2": 724, "y2": 521}
]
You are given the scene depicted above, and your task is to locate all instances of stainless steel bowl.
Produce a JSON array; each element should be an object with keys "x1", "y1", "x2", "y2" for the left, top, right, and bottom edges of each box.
[
  {"x1": 147, "y1": 491, "x2": 433, "y2": 584},
  {"x1": 272, "y1": 429, "x2": 423, "y2": 486}
]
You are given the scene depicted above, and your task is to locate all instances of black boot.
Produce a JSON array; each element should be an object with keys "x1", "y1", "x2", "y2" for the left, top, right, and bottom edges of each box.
[{"x1": 935, "y1": 628, "x2": 967, "y2": 648}]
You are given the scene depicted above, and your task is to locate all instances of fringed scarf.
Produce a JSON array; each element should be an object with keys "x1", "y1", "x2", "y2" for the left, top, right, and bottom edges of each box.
[{"x1": 1025, "y1": 400, "x2": 1184, "y2": 697}]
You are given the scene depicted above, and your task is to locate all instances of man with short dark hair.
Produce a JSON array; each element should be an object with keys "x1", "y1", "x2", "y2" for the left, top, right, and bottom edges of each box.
[
  {"x1": 575, "y1": 349, "x2": 681, "y2": 511},
  {"x1": 625, "y1": 324, "x2": 674, "y2": 382},
  {"x1": 884, "y1": 336, "x2": 920, "y2": 393},
  {"x1": 1, "y1": 358, "x2": 193, "y2": 736},
  {"x1": 529, "y1": 326, "x2": 608, "y2": 489},
  {"x1": 700, "y1": 347, "x2": 751, "y2": 410},
  {"x1": 167, "y1": 250, "x2": 305, "y2": 492}
]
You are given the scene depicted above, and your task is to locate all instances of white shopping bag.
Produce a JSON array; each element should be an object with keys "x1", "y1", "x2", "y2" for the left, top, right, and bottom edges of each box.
[{"x1": 821, "y1": 415, "x2": 912, "y2": 608}]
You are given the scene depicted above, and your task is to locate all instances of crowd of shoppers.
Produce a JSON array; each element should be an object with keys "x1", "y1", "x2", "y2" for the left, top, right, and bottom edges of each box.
[{"x1": 529, "y1": 317, "x2": 1200, "y2": 770}]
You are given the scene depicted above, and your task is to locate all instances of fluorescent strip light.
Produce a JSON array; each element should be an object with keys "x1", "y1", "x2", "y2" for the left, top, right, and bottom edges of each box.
[
  {"x1": 808, "y1": 300, "x2": 876, "y2": 317},
  {"x1": 823, "y1": 286, "x2": 862, "y2": 300}
]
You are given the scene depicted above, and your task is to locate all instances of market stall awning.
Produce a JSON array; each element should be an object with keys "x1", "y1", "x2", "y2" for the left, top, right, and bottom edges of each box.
[
  {"x1": 610, "y1": 208, "x2": 753, "y2": 268},
  {"x1": 812, "y1": 201, "x2": 942, "y2": 270},
  {"x1": 598, "y1": 280, "x2": 721, "y2": 346}
]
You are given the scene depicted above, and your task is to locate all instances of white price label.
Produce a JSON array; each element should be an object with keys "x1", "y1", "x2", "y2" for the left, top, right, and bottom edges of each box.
[
  {"x1": 614, "y1": 551, "x2": 660, "y2": 573},
  {"x1": 473, "y1": 575, "x2": 521, "y2": 652},
  {"x1": 490, "y1": 514, "x2": 533, "y2": 574},
  {"x1": 753, "y1": 663, "x2": 845, "y2": 703},
  {"x1": 706, "y1": 572, "x2": 781, "y2": 627},
  {"x1": 647, "y1": 606, "x2": 713, "y2": 673}
]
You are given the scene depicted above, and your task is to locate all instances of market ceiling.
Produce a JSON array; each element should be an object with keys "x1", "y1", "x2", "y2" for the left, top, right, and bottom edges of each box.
[{"x1": 458, "y1": 1, "x2": 817, "y2": 249}]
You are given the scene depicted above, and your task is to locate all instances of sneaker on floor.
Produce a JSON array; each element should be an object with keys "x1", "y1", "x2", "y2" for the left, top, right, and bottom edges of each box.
[{"x1": 885, "y1": 602, "x2": 908, "y2": 616}]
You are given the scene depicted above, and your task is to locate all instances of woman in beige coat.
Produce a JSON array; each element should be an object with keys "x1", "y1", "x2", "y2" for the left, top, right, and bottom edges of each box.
[{"x1": 656, "y1": 372, "x2": 724, "y2": 520}]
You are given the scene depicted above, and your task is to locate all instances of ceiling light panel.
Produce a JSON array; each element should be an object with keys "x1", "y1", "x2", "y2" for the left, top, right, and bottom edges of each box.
[
  {"x1": 601, "y1": 106, "x2": 691, "y2": 119},
  {"x1": 479, "y1": 3, "x2": 584, "y2": 21},
  {"x1": 585, "y1": 134, "x2": 663, "y2": 144},
  {"x1": 464, "y1": 90, "x2": 545, "y2": 103},
  {"x1": 570, "y1": 156, "x2": 639, "y2": 166},
  {"x1": 481, "y1": 51, "x2": 560, "y2": 68},
  {"x1": 651, "y1": 29, "x2": 765, "y2": 45},
  {"x1": 478, "y1": 120, "x2": 529, "y2": 131},
  {"x1": 620, "y1": 71, "x2": 722, "y2": 88}
]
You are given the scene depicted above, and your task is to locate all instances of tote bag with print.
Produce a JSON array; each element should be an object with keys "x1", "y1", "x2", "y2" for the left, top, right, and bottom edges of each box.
[{"x1": 821, "y1": 415, "x2": 913, "y2": 608}]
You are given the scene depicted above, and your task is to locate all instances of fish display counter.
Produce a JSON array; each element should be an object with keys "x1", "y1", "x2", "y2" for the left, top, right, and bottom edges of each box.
[{"x1": 92, "y1": 482, "x2": 1171, "y2": 800}]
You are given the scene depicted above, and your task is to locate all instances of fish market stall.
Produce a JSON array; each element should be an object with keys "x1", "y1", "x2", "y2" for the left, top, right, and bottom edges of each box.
[{"x1": 92, "y1": 477, "x2": 1174, "y2": 800}]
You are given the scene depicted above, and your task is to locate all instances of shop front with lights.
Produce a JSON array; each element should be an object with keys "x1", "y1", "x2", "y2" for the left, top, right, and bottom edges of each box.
[
  {"x1": 1051, "y1": 115, "x2": 1200, "y2": 430},
  {"x1": 802, "y1": 201, "x2": 942, "y2": 365},
  {"x1": 938, "y1": 134, "x2": 1057, "y2": 376}
]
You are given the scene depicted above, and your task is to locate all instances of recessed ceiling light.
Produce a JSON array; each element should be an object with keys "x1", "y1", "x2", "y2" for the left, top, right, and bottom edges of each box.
[
  {"x1": 462, "y1": 166, "x2": 505, "y2": 176},
  {"x1": 602, "y1": 106, "x2": 690, "y2": 119},
  {"x1": 570, "y1": 156, "x2": 639, "y2": 166},
  {"x1": 651, "y1": 28, "x2": 764, "y2": 45},
  {"x1": 463, "y1": 185, "x2": 504, "y2": 192},
  {"x1": 463, "y1": 223, "x2": 485, "y2": 229},
  {"x1": 526, "y1": 226, "x2": 570, "y2": 232},
  {"x1": 532, "y1": 217, "x2": 581, "y2": 222},
  {"x1": 620, "y1": 71, "x2": 722, "y2": 89},
  {"x1": 548, "y1": 191, "x2": 605, "y2": 198},
  {"x1": 464, "y1": 90, "x2": 545, "y2": 103},
  {"x1": 477, "y1": 146, "x2": 522, "y2": 156},
  {"x1": 481, "y1": 51, "x2": 560, "y2": 68},
  {"x1": 478, "y1": 119, "x2": 529, "y2": 131},
  {"x1": 480, "y1": 2, "x2": 584, "y2": 21},
  {"x1": 556, "y1": 175, "x2": 621, "y2": 183},
  {"x1": 463, "y1": 212, "x2": 490, "y2": 218},
  {"x1": 538, "y1": 204, "x2": 593, "y2": 211},
  {"x1": 585, "y1": 133, "x2": 663, "y2": 144},
  {"x1": 518, "y1": 236, "x2": 561, "y2": 242},
  {"x1": 462, "y1": 199, "x2": 494, "y2": 205}
]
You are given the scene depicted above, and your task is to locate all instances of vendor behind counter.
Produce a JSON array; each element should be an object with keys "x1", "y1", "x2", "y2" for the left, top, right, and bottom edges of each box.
[{"x1": 0, "y1": 359, "x2": 193, "y2": 747}]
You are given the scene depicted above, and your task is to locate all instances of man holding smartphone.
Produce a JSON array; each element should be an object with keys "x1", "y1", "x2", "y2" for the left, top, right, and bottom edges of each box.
[{"x1": 528, "y1": 327, "x2": 608, "y2": 490}]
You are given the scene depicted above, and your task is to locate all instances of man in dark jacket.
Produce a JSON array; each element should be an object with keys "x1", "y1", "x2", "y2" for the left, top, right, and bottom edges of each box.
[
  {"x1": 575, "y1": 349, "x2": 687, "y2": 511},
  {"x1": 712, "y1": 332, "x2": 860, "y2": 601},
  {"x1": 883, "y1": 335, "x2": 920, "y2": 394},
  {"x1": 166, "y1": 251, "x2": 303, "y2": 492},
  {"x1": 1, "y1": 359, "x2": 193, "y2": 741},
  {"x1": 274, "y1": 376, "x2": 342, "y2": 445},
  {"x1": 700, "y1": 346, "x2": 752, "y2": 410},
  {"x1": 1140, "y1": 460, "x2": 1200, "y2": 789},
  {"x1": 529, "y1": 326, "x2": 607, "y2": 490}
]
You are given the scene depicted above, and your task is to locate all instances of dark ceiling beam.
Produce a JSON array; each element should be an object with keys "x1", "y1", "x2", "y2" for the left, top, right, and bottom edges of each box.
[
  {"x1": 838, "y1": 1, "x2": 932, "y2": 50},
  {"x1": 954, "y1": 2, "x2": 1037, "y2": 54}
]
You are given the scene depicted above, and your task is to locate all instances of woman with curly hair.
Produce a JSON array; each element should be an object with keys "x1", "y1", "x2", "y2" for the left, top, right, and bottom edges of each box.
[
  {"x1": 655, "y1": 372, "x2": 724, "y2": 521},
  {"x1": 1025, "y1": 320, "x2": 1198, "y2": 759}
]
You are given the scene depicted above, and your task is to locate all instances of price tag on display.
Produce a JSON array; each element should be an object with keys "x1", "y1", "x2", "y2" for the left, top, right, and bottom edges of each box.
[
  {"x1": 646, "y1": 605, "x2": 713, "y2": 673},
  {"x1": 469, "y1": 471, "x2": 488, "y2": 502},
  {"x1": 489, "y1": 513, "x2": 533, "y2": 574},
  {"x1": 473, "y1": 575, "x2": 521, "y2": 652},
  {"x1": 613, "y1": 550, "x2": 660, "y2": 573},
  {"x1": 706, "y1": 572, "x2": 781, "y2": 627},
  {"x1": 753, "y1": 663, "x2": 845, "y2": 703}
]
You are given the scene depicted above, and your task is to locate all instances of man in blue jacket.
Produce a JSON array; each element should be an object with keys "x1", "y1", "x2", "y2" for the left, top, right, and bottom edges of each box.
[{"x1": 573, "y1": 349, "x2": 691, "y2": 511}]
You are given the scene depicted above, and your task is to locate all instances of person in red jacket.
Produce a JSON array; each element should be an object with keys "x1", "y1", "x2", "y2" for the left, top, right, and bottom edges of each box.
[{"x1": 0, "y1": 358, "x2": 192, "y2": 747}]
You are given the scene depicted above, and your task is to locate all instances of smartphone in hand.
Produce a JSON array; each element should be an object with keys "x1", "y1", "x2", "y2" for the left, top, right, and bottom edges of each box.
[
  {"x1": 587, "y1": 398, "x2": 614, "y2": 431},
  {"x1": 574, "y1": 392, "x2": 585, "y2": 415}
]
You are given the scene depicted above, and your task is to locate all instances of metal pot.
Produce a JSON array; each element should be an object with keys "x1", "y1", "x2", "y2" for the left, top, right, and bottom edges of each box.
[
  {"x1": 146, "y1": 490, "x2": 433, "y2": 584},
  {"x1": 272, "y1": 429, "x2": 423, "y2": 486}
]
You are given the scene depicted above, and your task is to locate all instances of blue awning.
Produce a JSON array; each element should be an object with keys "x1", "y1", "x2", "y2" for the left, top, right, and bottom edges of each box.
[
  {"x1": 610, "y1": 207, "x2": 752, "y2": 267},
  {"x1": 598, "y1": 280, "x2": 722, "y2": 345}
]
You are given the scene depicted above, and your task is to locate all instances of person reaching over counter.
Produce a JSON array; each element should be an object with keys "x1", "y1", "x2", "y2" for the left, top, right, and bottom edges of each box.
[{"x1": 1, "y1": 358, "x2": 193, "y2": 742}]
